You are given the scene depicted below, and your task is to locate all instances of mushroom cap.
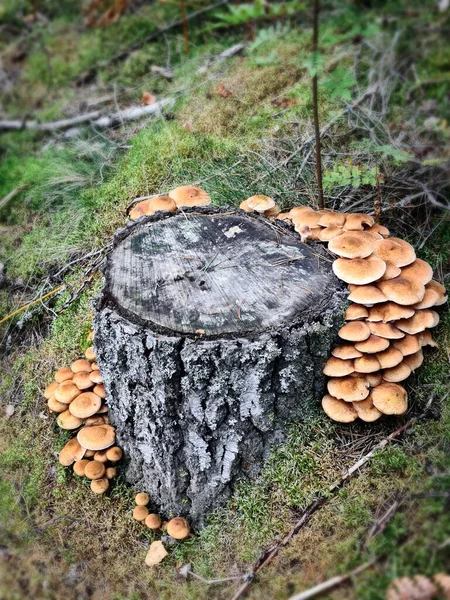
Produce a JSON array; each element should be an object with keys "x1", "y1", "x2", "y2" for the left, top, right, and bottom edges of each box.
[
  {"x1": 373, "y1": 237, "x2": 416, "y2": 267},
  {"x1": 396, "y1": 309, "x2": 438, "y2": 334},
  {"x1": 289, "y1": 206, "x2": 313, "y2": 217},
  {"x1": 379, "y1": 262, "x2": 402, "y2": 281},
  {"x1": 317, "y1": 212, "x2": 346, "y2": 227},
  {"x1": 323, "y1": 356, "x2": 355, "y2": 377},
  {"x1": 354, "y1": 354, "x2": 381, "y2": 373},
  {"x1": 338, "y1": 321, "x2": 371, "y2": 342},
  {"x1": 327, "y1": 376, "x2": 370, "y2": 402},
  {"x1": 105, "y1": 467, "x2": 117, "y2": 480},
  {"x1": 44, "y1": 381, "x2": 59, "y2": 399},
  {"x1": 367, "y1": 302, "x2": 415, "y2": 323},
  {"x1": 93, "y1": 384, "x2": 106, "y2": 399},
  {"x1": 333, "y1": 256, "x2": 386, "y2": 285},
  {"x1": 366, "y1": 372, "x2": 383, "y2": 387},
  {"x1": 145, "y1": 513, "x2": 162, "y2": 530},
  {"x1": 135, "y1": 492, "x2": 150, "y2": 506},
  {"x1": 57, "y1": 410, "x2": 84, "y2": 430},
  {"x1": 89, "y1": 371, "x2": 103, "y2": 384},
  {"x1": 73, "y1": 459, "x2": 90, "y2": 477},
  {"x1": 343, "y1": 213, "x2": 375, "y2": 231},
  {"x1": 58, "y1": 437, "x2": 86, "y2": 466},
  {"x1": 352, "y1": 397, "x2": 383, "y2": 422},
  {"x1": 245, "y1": 194, "x2": 275, "y2": 213},
  {"x1": 321, "y1": 394, "x2": 358, "y2": 422},
  {"x1": 403, "y1": 350, "x2": 424, "y2": 371},
  {"x1": 276, "y1": 212, "x2": 292, "y2": 222},
  {"x1": 354, "y1": 334, "x2": 390, "y2": 354},
  {"x1": 129, "y1": 199, "x2": 152, "y2": 220},
  {"x1": 366, "y1": 224, "x2": 390, "y2": 238},
  {"x1": 382, "y1": 361, "x2": 411, "y2": 383},
  {"x1": 377, "y1": 277, "x2": 425, "y2": 306},
  {"x1": 392, "y1": 334, "x2": 421, "y2": 356},
  {"x1": 91, "y1": 478, "x2": 109, "y2": 494},
  {"x1": 146, "y1": 196, "x2": 177, "y2": 215},
  {"x1": 54, "y1": 367, "x2": 73, "y2": 383},
  {"x1": 69, "y1": 392, "x2": 102, "y2": 419},
  {"x1": 48, "y1": 396, "x2": 68, "y2": 413},
  {"x1": 145, "y1": 541, "x2": 168, "y2": 566},
  {"x1": 73, "y1": 371, "x2": 94, "y2": 390},
  {"x1": 93, "y1": 449, "x2": 109, "y2": 463},
  {"x1": 331, "y1": 344, "x2": 363, "y2": 360},
  {"x1": 318, "y1": 225, "x2": 343, "y2": 242},
  {"x1": 401, "y1": 258, "x2": 433, "y2": 285},
  {"x1": 77, "y1": 424, "x2": 115, "y2": 451},
  {"x1": 348, "y1": 284, "x2": 387, "y2": 305},
  {"x1": 411, "y1": 288, "x2": 441, "y2": 309},
  {"x1": 168, "y1": 186, "x2": 211, "y2": 208},
  {"x1": 292, "y1": 210, "x2": 322, "y2": 229},
  {"x1": 368, "y1": 322, "x2": 405, "y2": 339},
  {"x1": 167, "y1": 517, "x2": 190, "y2": 540},
  {"x1": 85, "y1": 346, "x2": 96, "y2": 361},
  {"x1": 375, "y1": 346, "x2": 404, "y2": 369},
  {"x1": 418, "y1": 330, "x2": 438, "y2": 348},
  {"x1": 84, "y1": 460, "x2": 106, "y2": 480},
  {"x1": 264, "y1": 204, "x2": 281, "y2": 217},
  {"x1": 239, "y1": 199, "x2": 253, "y2": 213},
  {"x1": 344, "y1": 304, "x2": 369, "y2": 320},
  {"x1": 85, "y1": 415, "x2": 107, "y2": 426},
  {"x1": 97, "y1": 404, "x2": 109, "y2": 414},
  {"x1": 71, "y1": 359, "x2": 92, "y2": 373},
  {"x1": 91, "y1": 362, "x2": 99, "y2": 370},
  {"x1": 328, "y1": 231, "x2": 376, "y2": 259},
  {"x1": 371, "y1": 382, "x2": 407, "y2": 415},
  {"x1": 427, "y1": 279, "x2": 446, "y2": 296},
  {"x1": 54, "y1": 381, "x2": 81, "y2": 404},
  {"x1": 133, "y1": 505, "x2": 149, "y2": 521},
  {"x1": 105, "y1": 446, "x2": 123, "y2": 462}
]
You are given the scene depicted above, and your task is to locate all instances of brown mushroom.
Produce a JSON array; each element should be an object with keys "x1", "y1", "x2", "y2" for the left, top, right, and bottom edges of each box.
[
  {"x1": 264, "y1": 204, "x2": 281, "y2": 217},
  {"x1": 44, "y1": 381, "x2": 59, "y2": 399},
  {"x1": 133, "y1": 505, "x2": 149, "y2": 521},
  {"x1": 377, "y1": 277, "x2": 425, "y2": 306},
  {"x1": 327, "y1": 376, "x2": 370, "y2": 402},
  {"x1": 366, "y1": 372, "x2": 383, "y2": 387},
  {"x1": 168, "y1": 186, "x2": 211, "y2": 208},
  {"x1": 379, "y1": 262, "x2": 402, "y2": 281},
  {"x1": 89, "y1": 371, "x2": 103, "y2": 384},
  {"x1": 292, "y1": 210, "x2": 323, "y2": 229},
  {"x1": 73, "y1": 459, "x2": 90, "y2": 477},
  {"x1": 411, "y1": 288, "x2": 441, "y2": 310},
  {"x1": 58, "y1": 437, "x2": 86, "y2": 466},
  {"x1": 69, "y1": 392, "x2": 102, "y2": 419},
  {"x1": 396, "y1": 310, "x2": 439, "y2": 335},
  {"x1": 348, "y1": 284, "x2": 387, "y2": 305},
  {"x1": 367, "y1": 302, "x2": 415, "y2": 323},
  {"x1": 106, "y1": 446, "x2": 123, "y2": 462},
  {"x1": 276, "y1": 212, "x2": 292, "y2": 222},
  {"x1": 54, "y1": 367, "x2": 73, "y2": 383},
  {"x1": 402, "y1": 350, "x2": 424, "y2": 372},
  {"x1": 321, "y1": 394, "x2": 358, "y2": 422},
  {"x1": 354, "y1": 354, "x2": 381, "y2": 374},
  {"x1": 382, "y1": 362, "x2": 411, "y2": 383},
  {"x1": 317, "y1": 212, "x2": 346, "y2": 227},
  {"x1": 77, "y1": 424, "x2": 115, "y2": 451},
  {"x1": 352, "y1": 396, "x2": 383, "y2": 422},
  {"x1": 401, "y1": 258, "x2": 434, "y2": 286},
  {"x1": 365, "y1": 224, "x2": 390, "y2": 238},
  {"x1": 344, "y1": 304, "x2": 369, "y2": 320},
  {"x1": 239, "y1": 200, "x2": 253, "y2": 213},
  {"x1": 331, "y1": 344, "x2": 363, "y2": 360},
  {"x1": 48, "y1": 396, "x2": 68, "y2": 413},
  {"x1": 84, "y1": 460, "x2": 106, "y2": 480},
  {"x1": 373, "y1": 237, "x2": 416, "y2": 267},
  {"x1": 289, "y1": 206, "x2": 313, "y2": 217},
  {"x1": 54, "y1": 381, "x2": 82, "y2": 404},
  {"x1": 71, "y1": 359, "x2": 92, "y2": 373},
  {"x1": 93, "y1": 384, "x2": 106, "y2": 399},
  {"x1": 328, "y1": 231, "x2": 376, "y2": 259},
  {"x1": 167, "y1": 517, "x2": 190, "y2": 540},
  {"x1": 245, "y1": 195, "x2": 275, "y2": 213},
  {"x1": 318, "y1": 226, "x2": 343, "y2": 242},
  {"x1": 418, "y1": 330, "x2": 438, "y2": 348},
  {"x1": 145, "y1": 513, "x2": 162, "y2": 530},
  {"x1": 91, "y1": 478, "x2": 109, "y2": 494},
  {"x1": 85, "y1": 346, "x2": 96, "y2": 361},
  {"x1": 323, "y1": 356, "x2": 355, "y2": 377},
  {"x1": 368, "y1": 322, "x2": 405, "y2": 339},
  {"x1": 135, "y1": 492, "x2": 150, "y2": 506},
  {"x1": 354, "y1": 334, "x2": 390, "y2": 354},
  {"x1": 338, "y1": 321, "x2": 371, "y2": 342},
  {"x1": 371, "y1": 382, "x2": 407, "y2": 415},
  {"x1": 129, "y1": 199, "x2": 152, "y2": 220},
  {"x1": 332, "y1": 256, "x2": 386, "y2": 285},
  {"x1": 392, "y1": 334, "x2": 421, "y2": 356},
  {"x1": 57, "y1": 410, "x2": 84, "y2": 430},
  {"x1": 343, "y1": 213, "x2": 375, "y2": 231},
  {"x1": 93, "y1": 449, "x2": 109, "y2": 463},
  {"x1": 73, "y1": 371, "x2": 94, "y2": 390},
  {"x1": 105, "y1": 467, "x2": 117, "y2": 479},
  {"x1": 375, "y1": 346, "x2": 404, "y2": 369}
]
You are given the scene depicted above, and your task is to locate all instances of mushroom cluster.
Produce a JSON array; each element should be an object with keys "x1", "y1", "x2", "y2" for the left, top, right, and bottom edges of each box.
[
  {"x1": 131, "y1": 492, "x2": 191, "y2": 565},
  {"x1": 270, "y1": 203, "x2": 445, "y2": 423},
  {"x1": 44, "y1": 336, "x2": 122, "y2": 493},
  {"x1": 129, "y1": 185, "x2": 211, "y2": 220}
]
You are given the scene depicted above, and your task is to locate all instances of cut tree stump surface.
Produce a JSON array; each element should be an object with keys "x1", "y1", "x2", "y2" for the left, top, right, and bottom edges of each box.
[{"x1": 95, "y1": 207, "x2": 347, "y2": 524}]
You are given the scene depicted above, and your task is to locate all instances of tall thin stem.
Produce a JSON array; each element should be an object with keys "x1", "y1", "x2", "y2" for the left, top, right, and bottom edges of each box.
[
  {"x1": 312, "y1": 0, "x2": 324, "y2": 209},
  {"x1": 180, "y1": 0, "x2": 189, "y2": 55}
]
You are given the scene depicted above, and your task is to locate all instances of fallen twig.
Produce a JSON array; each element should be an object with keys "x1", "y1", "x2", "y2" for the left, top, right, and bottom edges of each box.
[
  {"x1": 0, "y1": 285, "x2": 65, "y2": 325},
  {"x1": 0, "y1": 184, "x2": 29, "y2": 211}
]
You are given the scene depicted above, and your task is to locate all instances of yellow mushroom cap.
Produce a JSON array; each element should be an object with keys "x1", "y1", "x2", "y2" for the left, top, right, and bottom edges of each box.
[
  {"x1": 93, "y1": 449, "x2": 109, "y2": 463},
  {"x1": 318, "y1": 226, "x2": 343, "y2": 242},
  {"x1": 145, "y1": 513, "x2": 162, "y2": 530},
  {"x1": 338, "y1": 321, "x2": 371, "y2": 342},
  {"x1": 411, "y1": 288, "x2": 441, "y2": 310},
  {"x1": 77, "y1": 424, "x2": 115, "y2": 451},
  {"x1": 377, "y1": 277, "x2": 425, "y2": 306},
  {"x1": 343, "y1": 213, "x2": 375, "y2": 231},
  {"x1": 317, "y1": 211, "x2": 346, "y2": 228},
  {"x1": 382, "y1": 362, "x2": 411, "y2": 383},
  {"x1": 373, "y1": 237, "x2": 416, "y2": 267},
  {"x1": 367, "y1": 302, "x2": 415, "y2": 323},
  {"x1": 333, "y1": 256, "x2": 386, "y2": 285},
  {"x1": 354, "y1": 334, "x2": 390, "y2": 354},
  {"x1": 44, "y1": 381, "x2": 59, "y2": 399},
  {"x1": 289, "y1": 206, "x2": 313, "y2": 217},
  {"x1": 106, "y1": 446, "x2": 123, "y2": 462},
  {"x1": 89, "y1": 370, "x2": 103, "y2": 384},
  {"x1": 93, "y1": 384, "x2": 106, "y2": 399},
  {"x1": 105, "y1": 467, "x2": 117, "y2": 480},
  {"x1": 371, "y1": 382, "x2": 407, "y2": 415},
  {"x1": 418, "y1": 330, "x2": 438, "y2": 348},
  {"x1": 375, "y1": 346, "x2": 404, "y2": 369},
  {"x1": 167, "y1": 517, "x2": 190, "y2": 540},
  {"x1": 84, "y1": 460, "x2": 106, "y2": 480},
  {"x1": 366, "y1": 372, "x2": 383, "y2": 387},
  {"x1": 321, "y1": 394, "x2": 358, "y2": 422},
  {"x1": 348, "y1": 284, "x2": 387, "y2": 305},
  {"x1": 368, "y1": 322, "x2": 405, "y2": 339},
  {"x1": 147, "y1": 196, "x2": 177, "y2": 215},
  {"x1": 85, "y1": 346, "x2": 96, "y2": 361},
  {"x1": 57, "y1": 410, "x2": 84, "y2": 431},
  {"x1": 47, "y1": 396, "x2": 68, "y2": 413},
  {"x1": 69, "y1": 392, "x2": 102, "y2": 419},
  {"x1": 145, "y1": 541, "x2": 168, "y2": 566},
  {"x1": 331, "y1": 344, "x2": 363, "y2": 360},
  {"x1": 366, "y1": 224, "x2": 390, "y2": 238},
  {"x1": 129, "y1": 199, "x2": 152, "y2": 220},
  {"x1": 323, "y1": 356, "x2": 355, "y2": 377},
  {"x1": 396, "y1": 309, "x2": 439, "y2": 334},
  {"x1": 243, "y1": 195, "x2": 274, "y2": 213},
  {"x1": 168, "y1": 186, "x2": 211, "y2": 208},
  {"x1": 73, "y1": 371, "x2": 94, "y2": 390},
  {"x1": 328, "y1": 231, "x2": 376, "y2": 259},
  {"x1": 54, "y1": 381, "x2": 82, "y2": 404},
  {"x1": 54, "y1": 367, "x2": 73, "y2": 383},
  {"x1": 239, "y1": 199, "x2": 253, "y2": 213},
  {"x1": 91, "y1": 478, "x2": 109, "y2": 494},
  {"x1": 392, "y1": 334, "x2": 421, "y2": 356},
  {"x1": 73, "y1": 459, "x2": 90, "y2": 477},
  {"x1": 58, "y1": 437, "x2": 86, "y2": 466},
  {"x1": 327, "y1": 376, "x2": 370, "y2": 402},
  {"x1": 400, "y1": 258, "x2": 433, "y2": 285},
  {"x1": 135, "y1": 492, "x2": 150, "y2": 506},
  {"x1": 403, "y1": 350, "x2": 424, "y2": 372},
  {"x1": 292, "y1": 210, "x2": 323, "y2": 229},
  {"x1": 133, "y1": 505, "x2": 149, "y2": 521},
  {"x1": 344, "y1": 304, "x2": 369, "y2": 320},
  {"x1": 71, "y1": 359, "x2": 92, "y2": 373},
  {"x1": 352, "y1": 396, "x2": 383, "y2": 422},
  {"x1": 264, "y1": 204, "x2": 281, "y2": 217},
  {"x1": 354, "y1": 354, "x2": 381, "y2": 374},
  {"x1": 379, "y1": 261, "x2": 402, "y2": 281}
]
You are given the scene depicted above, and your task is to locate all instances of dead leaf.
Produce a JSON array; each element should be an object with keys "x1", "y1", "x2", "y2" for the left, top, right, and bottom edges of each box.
[
  {"x1": 142, "y1": 91, "x2": 156, "y2": 106},
  {"x1": 387, "y1": 575, "x2": 438, "y2": 600},
  {"x1": 4, "y1": 404, "x2": 14, "y2": 419},
  {"x1": 216, "y1": 83, "x2": 234, "y2": 98},
  {"x1": 145, "y1": 541, "x2": 168, "y2": 566},
  {"x1": 272, "y1": 97, "x2": 298, "y2": 109},
  {"x1": 182, "y1": 121, "x2": 192, "y2": 132}
]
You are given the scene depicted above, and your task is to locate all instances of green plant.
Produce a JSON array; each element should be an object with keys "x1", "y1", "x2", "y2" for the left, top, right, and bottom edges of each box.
[{"x1": 323, "y1": 162, "x2": 378, "y2": 192}]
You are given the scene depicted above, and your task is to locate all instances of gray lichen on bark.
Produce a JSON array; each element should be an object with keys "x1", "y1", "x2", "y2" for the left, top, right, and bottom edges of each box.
[{"x1": 94, "y1": 207, "x2": 347, "y2": 524}]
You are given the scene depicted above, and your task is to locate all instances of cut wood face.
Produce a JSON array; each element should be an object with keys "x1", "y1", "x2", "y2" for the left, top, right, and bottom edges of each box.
[{"x1": 106, "y1": 211, "x2": 338, "y2": 336}]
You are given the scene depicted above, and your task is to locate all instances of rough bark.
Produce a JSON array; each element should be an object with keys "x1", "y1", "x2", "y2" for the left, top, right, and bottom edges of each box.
[{"x1": 94, "y1": 207, "x2": 347, "y2": 524}]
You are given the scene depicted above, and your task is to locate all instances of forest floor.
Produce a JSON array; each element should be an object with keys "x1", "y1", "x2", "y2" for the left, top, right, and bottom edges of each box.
[{"x1": 0, "y1": 1, "x2": 449, "y2": 599}]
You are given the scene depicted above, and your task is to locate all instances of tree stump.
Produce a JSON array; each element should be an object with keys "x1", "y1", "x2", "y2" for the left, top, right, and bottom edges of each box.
[{"x1": 94, "y1": 207, "x2": 347, "y2": 524}]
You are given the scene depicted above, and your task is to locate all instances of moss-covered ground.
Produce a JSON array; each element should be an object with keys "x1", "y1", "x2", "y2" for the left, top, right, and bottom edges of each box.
[{"x1": 0, "y1": 1, "x2": 449, "y2": 599}]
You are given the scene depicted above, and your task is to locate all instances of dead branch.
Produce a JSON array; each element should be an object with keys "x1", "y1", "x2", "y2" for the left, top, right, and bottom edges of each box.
[{"x1": 228, "y1": 396, "x2": 434, "y2": 600}]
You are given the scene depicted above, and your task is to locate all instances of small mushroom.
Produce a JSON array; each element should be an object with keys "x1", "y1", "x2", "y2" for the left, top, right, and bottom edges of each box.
[
  {"x1": 377, "y1": 277, "x2": 425, "y2": 306},
  {"x1": 54, "y1": 381, "x2": 82, "y2": 404},
  {"x1": 57, "y1": 410, "x2": 84, "y2": 431},
  {"x1": 323, "y1": 356, "x2": 355, "y2": 377},
  {"x1": 352, "y1": 396, "x2": 383, "y2": 422},
  {"x1": 91, "y1": 478, "x2": 109, "y2": 494},
  {"x1": 367, "y1": 302, "x2": 415, "y2": 323},
  {"x1": 73, "y1": 459, "x2": 90, "y2": 477},
  {"x1": 371, "y1": 382, "x2": 408, "y2": 415},
  {"x1": 93, "y1": 449, "x2": 109, "y2": 463},
  {"x1": 145, "y1": 513, "x2": 162, "y2": 530},
  {"x1": 47, "y1": 396, "x2": 69, "y2": 413},
  {"x1": 54, "y1": 367, "x2": 73, "y2": 383},
  {"x1": 84, "y1": 460, "x2": 106, "y2": 480},
  {"x1": 332, "y1": 256, "x2": 386, "y2": 285},
  {"x1": 245, "y1": 194, "x2": 275, "y2": 213},
  {"x1": 382, "y1": 361, "x2": 412, "y2": 383},
  {"x1": 71, "y1": 359, "x2": 92, "y2": 373},
  {"x1": 239, "y1": 199, "x2": 253, "y2": 213},
  {"x1": 392, "y1": 334, "x2": 421, "y2": 356},
  {"x1": 403, "y1": 350, "x2": 424, "y2": 372},
  {"x1": 93, "y1": 384, "x2": 106, "y2": 399},
  {"x1": 318, "y1": 226, "x2": 343, "y2": 242},
  {"x1": 145, "y1": 541, "x2": 168, "y2": 566},
  {"x1": 365, "y1": 224, "x2": 390, "y2": 238},
  {"x1": 347, "y1": 284, "x2": 387, "y2": 305},
  {"x1": 328, "y1": 231, "x2": 376, "y2": 259},
  {"x1": 105, "y1": 467, "x2": 117, "y2": 479},
  {"x1": 342, "y1": 213, "x2": 375, "y2": 231},
  {"x1": 292, "y1": 211, "x2": 322, "y2": 229},
  {"x1": 366, "y1": 372, "x2": 383, "y2": 387},
  {"x1": 331, "y1": 344, "x2": 363, "y2": 360},
  {"x1": 375, "y1": 346, "x2": 404, "y2": 369},
  {"x1": 338, "y1": 321, "x2": 371, "y2": 342},
  {"x1": 327, "y1": 376, "x2": 370, "y2": 402},
  {"x1": 89, "y1": 371, "x2": 103, "y2": 384},
  {"x1": 73, "y1": 371, "x2": 95, "y2": 390},
  {"x1": 317, "y1": 212, "x2": 346, "y2": 228},
  {"x1": 59, "y1": 437, "x2": 86, "y2": 466},
  {"x1": 106, "y1": 446, "x2": 123, "y2": 462},
  {"x1": 418, "y1": 330, "x2": 438, "y2": 348},
  {"x1": 368, "y1": 322, "x2": 404, "y2": 339},
  {"x1": 77, "y1": 424, "x2": 115, "y2": 451},
  {"x1": 354, "y1": 334, "x2": 390, "y2": 354},
  {"x1": 354, "y1": 354, "x2": 381, "y2": 374},
  {"x1": 85, "y1": 346, "x2": 96, "y2": 361},
  {"x1": 400, "y1": 258, "x2": 433, "y2": 285},
  {"x1": 133, "y1": 506, "x2": 149, "y2": 521},
  {"x1": 289, "y1": 206, "x2": 314, "y2": 218},
  {"x1": 426, "y1": 280, "x2": 447, "y2": 304},
  {"x1": 44, "y1": 381, "x2": 59, "y2": 399},
  {"x1": 344, "y1": 304, "x2": 369, "y2": 321},
  {"x1": 168, "y1": 186, "x2": 211, "y2": 208},
  {"x1": 167, "y1": 517, "x2": 190, "y2": 540},
  {"x1": 411, "y1": 288, "x2": 441, "y2": 310},
  {"x1": 321, "y1": 394, "x2": 358, "y2": 422},
  {"x1": 396, "y1": 309, "x2": 439, "y2": 334},
  {"x1": 378, "y1": 262, "x2": 402, "y2": 281},
  {"x1": 373, "y1": 237, "x2": 416, "y2": 267},
  {"x1": 264, "y1": 204, "x2": 281, "y2": 217},
  {"x1": 69, "y1": 392, "x2": 102, "y2": 419},
  {"x1": 276, "y1": 212, "x2": 292, "y2": 222},
  {"x1": 135, "y1": 492, "x2": 150, "y2": 506}
]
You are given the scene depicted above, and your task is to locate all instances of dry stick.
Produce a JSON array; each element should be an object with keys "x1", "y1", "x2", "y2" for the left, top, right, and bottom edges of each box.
[
  {"x1": 75, "y1": 0, "x2": 232, "y2": 85},
  {"x1": 180, "y1": 0, "x2": 190, "y2": 55},
  {"x1": 228, "y1": 397, "x2": 434, "y2": 600},
  {"x1": 0, "y1": 285, "x2": 65, "y2": 325},
  {"x1": 0, "y1": 184, "x2": 29, "y2": 211},
  {"x1": 311, "y1": 0, "x2": 323, "y2": 209}
]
